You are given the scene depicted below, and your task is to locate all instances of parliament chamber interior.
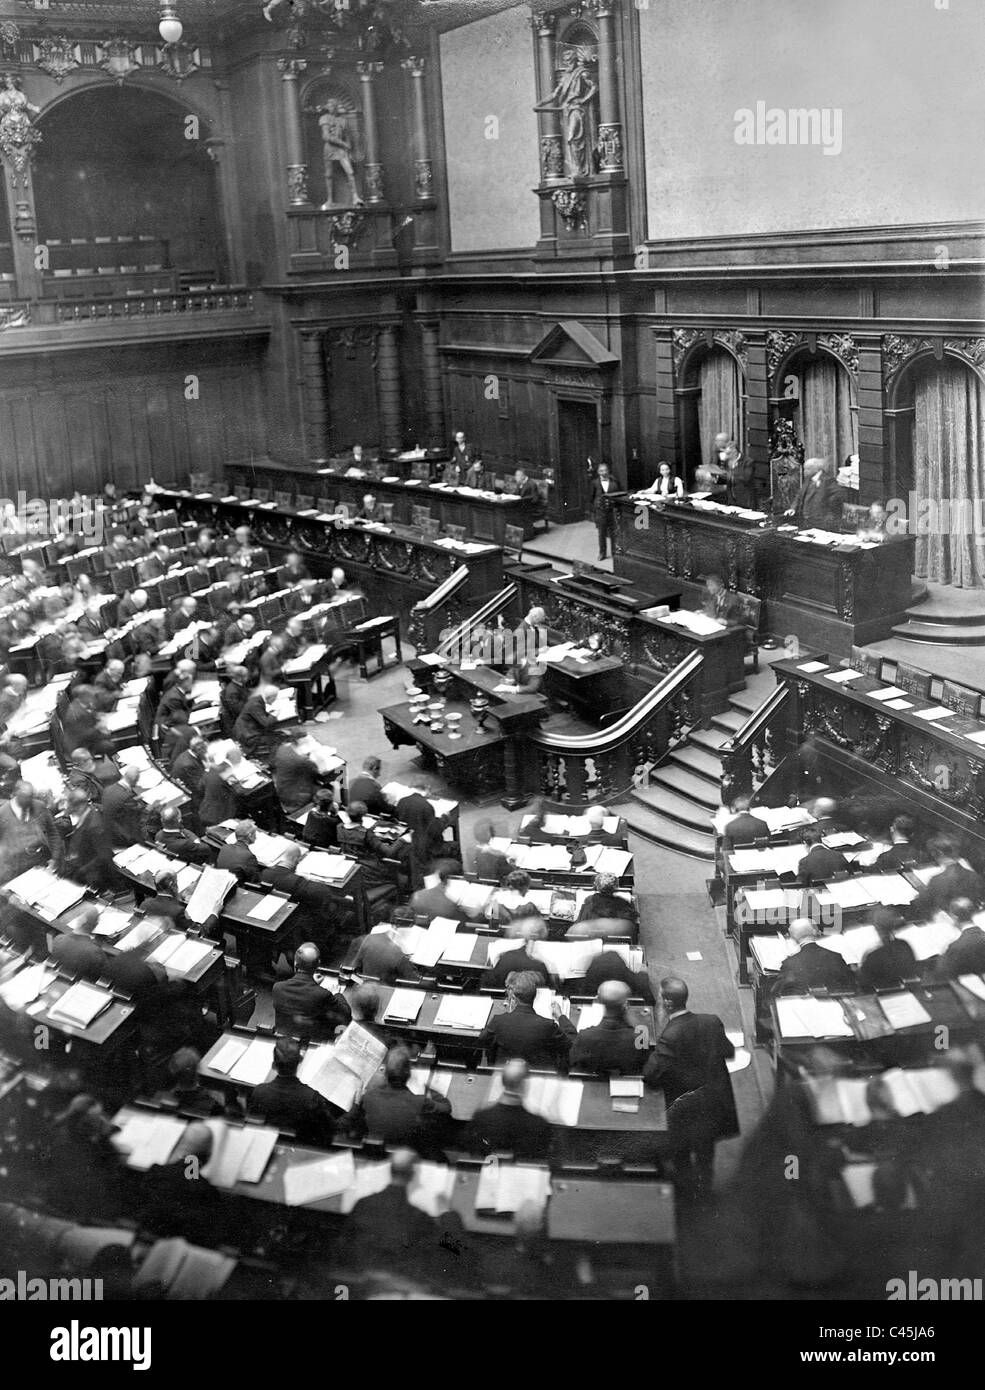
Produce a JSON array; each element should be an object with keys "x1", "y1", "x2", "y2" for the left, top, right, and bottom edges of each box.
[{"x1": 0, "y1": 0, "x2": 981, "y2": 1315}]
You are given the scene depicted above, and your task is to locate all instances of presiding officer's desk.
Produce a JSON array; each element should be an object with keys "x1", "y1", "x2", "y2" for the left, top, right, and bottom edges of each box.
[
  {"x1": 158, "y1": 489, "x2": 506, "y2": 626},
  {"x1": 222, "y1": 460, "x2": 538, "y2": 543},
  {"x1": 613, "y1": 494, "x2": 916, "y2": 656}
]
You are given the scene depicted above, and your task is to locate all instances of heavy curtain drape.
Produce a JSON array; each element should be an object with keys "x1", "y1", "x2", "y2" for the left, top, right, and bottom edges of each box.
[
  {"x1": 799, "y1": 356, "x2": 858, "y2": 467},
  {"x1": 697, "y1": 350, "x2": 745, "y2": 461},
  {"x1": 912, "y1": 358, "x2": 985, "y2": 589}
]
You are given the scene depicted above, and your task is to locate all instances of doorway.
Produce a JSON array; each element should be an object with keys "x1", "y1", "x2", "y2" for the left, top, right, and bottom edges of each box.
[{"x1": 556, "y1": 398, "x2": 599, "y2": 522}]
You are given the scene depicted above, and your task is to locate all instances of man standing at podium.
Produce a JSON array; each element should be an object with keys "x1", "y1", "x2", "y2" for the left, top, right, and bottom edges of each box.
[{"x1": 786, "y1": 458, "x2": 845, "y2": 530}]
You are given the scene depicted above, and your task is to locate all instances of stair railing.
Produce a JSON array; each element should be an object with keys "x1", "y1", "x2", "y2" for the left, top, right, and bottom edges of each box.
[{"x1": 719, "y1": 682, "x2": 792, "y2": 805}]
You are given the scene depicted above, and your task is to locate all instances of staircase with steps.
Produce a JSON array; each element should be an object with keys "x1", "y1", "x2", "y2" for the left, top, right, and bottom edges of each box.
[
  {"x1": 890, "y1": 581, "x2": 985, "y2": 647},
  {"x1": 612, "y1": 684, "x2": 768, "y2": 861}
]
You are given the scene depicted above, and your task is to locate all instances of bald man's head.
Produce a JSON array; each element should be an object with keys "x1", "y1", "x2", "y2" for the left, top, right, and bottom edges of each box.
[
  {"x1": 659, "y1": 976, "x2": 689, "y2": 1013},
  {"x1": 501, "y1": 1059, "x2": 529, "y2": 1097},
  {"x1": 294, "y1": 943, "x2": 320, "y2": 975},
  {"x1": 789, "y1": 918, "x2": 819, "y2": 946},
  {"x1": 587, "y1": 807, "x2": 605, "y2": 828},
  {"x1": 598, "y1": 980, "x2": 632, "y2": 1017}
]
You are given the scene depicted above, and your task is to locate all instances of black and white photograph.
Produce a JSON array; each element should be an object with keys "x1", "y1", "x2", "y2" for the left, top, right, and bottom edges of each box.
[{"x1": 0, "y1": 0, "x2": 980, "y2": 1350}]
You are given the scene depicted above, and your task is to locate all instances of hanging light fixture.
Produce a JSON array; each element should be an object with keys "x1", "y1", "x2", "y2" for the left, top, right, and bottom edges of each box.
[{"x1": 159, "y1": 3, "x2": 183, "y2": 45}]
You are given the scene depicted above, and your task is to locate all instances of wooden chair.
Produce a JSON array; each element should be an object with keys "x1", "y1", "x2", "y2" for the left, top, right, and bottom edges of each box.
[
  {"x1": 850, "y1": 645, "x2": 882, "y2": 677},
  {"x1": 734, "y1": 591, "x2": 762, "y2": 673},
  {"x1": 942, "y1": 679, "x2": 981, "y2": 718},
  {"x1": 531, "y1": 478, "x2": 550, "y2": 532},
  {"x1": 896, "y1": 662, "x2": 932, "y2": 699},
  {"x1": 274, "y1": 491, "x2": 293, "y2": 510}
]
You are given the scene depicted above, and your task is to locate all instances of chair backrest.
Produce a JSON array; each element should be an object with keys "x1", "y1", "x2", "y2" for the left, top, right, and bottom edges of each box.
[
  {"x1": 411, "y1": 460, "x2": 431, "y2": 482},
  {"x1": 296, "y1": 493, "x2": 314, "y2": 512},
  {"x1": 445, "y1": 523, "x2": 466, "y2": 542},
  {"x1": 850, "y1": 644, "x2": 881, "y2": 677},
  {"x1": 422, "y1": 518, "x2": 441, "y2": 541},
  {"x1": 334, "y1": 502, "x2": 352, "y2": 521},
  {"x1": 896, "y1": 662, "x2": 932, "y2": 698},
  {"x1": 185, "y1": 568, "x2": 208, "y2": 593},
  {"x1": 234, "y1": 486, "x2": 250, "y2": 501},
  {"x1": 734, "y1": 591, "x2": 761, "y2": 631},
  {"x1": 255, "y1": 488, "x2": 271, "y2": 503},
  {"x1": 411, "y1": 504, "x2": 431, "y2": 529},
  {"x1": 504, "y1": 524, "x2": 524, "y2": 555},
  {"x1": 842, "y1": 502, "x2": 869, "y2": 529},
  {"x1": 380, "y1": 502, "x2": 395, "y2": 523},
  {"x1": 274, "y1": 491, "x2": 293, "y2": 510},
  {"x1": 941, "y1": 679, "x2": 981, "y2": 718}
]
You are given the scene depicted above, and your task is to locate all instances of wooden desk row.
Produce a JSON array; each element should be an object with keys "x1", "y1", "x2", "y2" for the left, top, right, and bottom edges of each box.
[{"x1": 159, "y1": 489, "x2": 507, "y2": 629}]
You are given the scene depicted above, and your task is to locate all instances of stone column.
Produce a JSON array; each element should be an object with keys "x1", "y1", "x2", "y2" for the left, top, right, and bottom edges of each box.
[
  {"x1": 532, "y1": 13, "x2": 564, "y2": 183},
  {"x1": 402, "y1": 56, "x2": 433, "y2": 201},
  {"x1": 420, "y1": 320, "x2": 446, "y2": 448},
  {"x1": 377, "y1": 324, "x2": 402, "y2": 450},
  {"x1": 356, "y1": 60, "x2": 385, "y2": 204},
  {"x1": 277, "y1": 57, "x2": 309, "y2": 206},
  {"x1": 592, "y1": 0, "x2": 623, "y2": 172},
  {"x1": 299, "y1": 328, "x2": 329, "y2": 464}
]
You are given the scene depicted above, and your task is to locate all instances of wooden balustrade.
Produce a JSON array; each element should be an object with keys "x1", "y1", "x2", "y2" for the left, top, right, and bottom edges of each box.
[{"x1": 719, "y1": 682, "x2": 792, "y2": 806}]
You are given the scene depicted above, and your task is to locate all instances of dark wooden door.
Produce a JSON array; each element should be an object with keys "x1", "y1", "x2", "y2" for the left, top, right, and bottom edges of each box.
[{"x1": 556, "y1": 398, "x2": 599, "y2": 523}]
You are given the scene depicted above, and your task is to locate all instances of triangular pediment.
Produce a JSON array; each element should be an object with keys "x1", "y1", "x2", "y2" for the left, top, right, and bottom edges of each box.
[{"x1": 529, "y1": 320, "x2": 619, "y2": 370}]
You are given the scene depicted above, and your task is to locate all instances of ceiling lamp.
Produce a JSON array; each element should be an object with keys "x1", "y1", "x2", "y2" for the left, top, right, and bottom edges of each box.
[{"x1": 159, "y1": 4, "x2": 183, "y2": 45}]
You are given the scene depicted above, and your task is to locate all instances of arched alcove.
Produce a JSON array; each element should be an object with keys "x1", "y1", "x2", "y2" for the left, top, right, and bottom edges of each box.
[
  {"x1": 678, "y1": 342, "x2": 746, "y2": 484},
  {"x1": 33, "y1": 85, "x2": 225, "y2": 282},
  {"x1": 775, "y1": 345, "x2": 858, "y2": 470},
  {"x1": 892, "y1": 352, "x2": 985, "y2": 589}
]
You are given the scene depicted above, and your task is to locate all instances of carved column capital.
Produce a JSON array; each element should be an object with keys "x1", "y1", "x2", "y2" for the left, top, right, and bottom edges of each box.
[
  {"x1": 356, "y1": 60, "x2": 384, "y2": 78},
  {"x1": 401, "y1": 55, "x2": 426, "y2": 79},
  {"x1": 277, "y1": 57, "x2": 307, "y2": 80}
]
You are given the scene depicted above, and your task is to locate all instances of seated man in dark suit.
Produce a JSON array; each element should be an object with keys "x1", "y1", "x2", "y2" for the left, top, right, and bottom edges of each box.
[
  {"x1": 581, "y1": 806, "x2": 627, "y2": 847},
  {"x1": 234, "y1": 684, "x2": 281, "y2": 762},
  {"x1": 700, "y1": 573, "x2": 744, "y2": 627},
  {"x1": 347, "y1": 982, "x2": 396, "y2": 1048},
  {"x1": 721, "y1": 795, "x2": 770, "y2": 851},
  {"x1": 463, "y1": 1059, "x2": 553, "y2": 1162},
  {"x1": 50, "y1": 906, "x2": 106, "y2": 981},
  {"x1": 218, "y1": 665, "x2": 251, "y2": 738},
  {"x1": 155, "y1": 806, "x2": 213, "y2": 864},
  {"x1": 576, "y1": 947, "x2": 655, "y2": 1003},
  {"x1": 260, "y1": 843, "x2": 339, "y2": 953},
  {"x1": 934, "y1": 898, "x2": 985, "y2": 980},
  {"x1": 574, "y1": 873, "x2": 638, "y2": 928},
  {"x1": 643, "y1": 975, "x2": 738, "y2": 1198},
  {"x1": 569, "y1": 980, "x2": 650, "y2": 1075},
  {"x1": 302, "y1": 788, "x2": 342, "y2": 849},
  {"x1": 171, "y1": 737, "x2": 208, "y2": 810},
  {"x1": 342, "y1": 1147, "x2": 467, "y2": 1281},
  {"x1": 215, "y1": 819, "x2": 261, "y2": 881},
  {"x1": 248, "y1": 1036, "x2": 336, "y2": 1143},
  {"x1": 348, "y1": 756, "x2": 388, "y2": 817},
  {"x1": 772, "y1": 918, "x2": 855, "y2": 996},
  {"x1": 471, "y1": 819, "x2": 512, "y2": 882},
  {"x1": 481, "y1": 918, "x2": 552, "y2": 991},
  {"x1": 873, "y1": 815, "x2": 918, "y2": 871},
  {"x1": 152, "y1": 1046, "x2": 227, "y2": 1118},
  {"x1": 272, "y1": 942, "x2": 352, "y2": 1040},
  {"x1": 910, "y1": 836, "x2": 984, "y2": 921},
  {"x1": 409, "y1": 860, "x2": 468, "y2": 922},
  {"x1": 352, "y1": 1045, "x2": 451, "y2": 1154},
  {"x1": 796, "y1": 826, "x2": 851, "y2": 884},
  {"x1": 141, "y1": 1123, "x2": 233, "y2": 1247},
  {"x1": 857, "y1": 907, "x2": 919, "y2": 992},
  {"x1": 141, "y1": 871, "x2": 189, "y2": 932},
  {"x1": 353, "y1": 924, "x2": 421, "y2": 985},
  {"x1": 477, "y1": 970, "x2": 575, "y2": 1069}
]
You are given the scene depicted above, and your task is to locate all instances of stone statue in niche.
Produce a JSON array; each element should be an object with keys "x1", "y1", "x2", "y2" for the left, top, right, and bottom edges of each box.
[
  {"x1": 0, "y1": 71, "x2": 41, "y2": 179},
  {"x1": 317, "y1": 96, "x2": 364, "y2": 208},
  {"x1": 533, "y1": 45, "x2": 598, "y2": 178}
]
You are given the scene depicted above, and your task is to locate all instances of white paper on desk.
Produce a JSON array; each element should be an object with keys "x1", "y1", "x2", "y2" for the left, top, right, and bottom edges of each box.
[
  {"x1": 958, "y1": 973, "x2": 985, "y2": 1002},
  {"x1": 93, "y1": 906, "x2": 133, "y2": 939},
  {"x1": 821, "y1": 831, "x2": 865, "y2": 849},
  {"x1": 869, "y1": 686, "x2": 907, "y2": 701},
  {"x1": 115, "y1": 1114, "x2": 186, "y2": 1171},
  {"x1": 575, "y1": 1002, "x2": 604, "y2": 1031},
  {"x1": 338, "y1": 1160, "x2": 392, "y2": 1214},
  {"x1": 525, "y1": 1076, "x2": 583, "y2": 1128},
  {"x1": 166, "y1": 938, "x2": 213, "y2": 975},
  {"x1": 148, "y1": 934, "x2": 183, "y2": 966},
  {"x1": 885, "y1": 698, "x2": 913, "y2": 710},
  {"x1": 283, "y1": 1151, "x2": 356, "y2": 1207},
  {"x1": 532, "y1": 938, "x2": 603, "y2": 980},
  {"x1": 814, "y1": 879, "x2": 875, "y2": 910},
  {"x1": 298, "y1": 850, "x2": 350, "y2": 882},
  {"x1": 583, "y1": 845, "x2": 632, "y2": 877},
  {"x1": 248, "y1": 894, "x2": 286, "y2": 923},
  {"x1": 229, "y1": 1037, "x2": 275, "y2": 1086},
  {"x1": 853, "y1": 873, "x2": 917, "y2": 906},
  {"x1": 818, "y1": 925, "x2": 880, "y2": 967},
  {"x1": 383, "y1": 988, "x2": 427, "y2": 1023},
  {"x1": 333, "y1": 1022, "x2": 388, "y2": 1090},
  {"x1": 825, "y1": 669, "x2": 865, "y2": 684},
  {"x1": 47, "y1": 981, "x2": 112, "y2": 1029},
  {"x1": 439, "y1": 933, "x2": 479, "y2": 964},
  {"x1": 540, "y1": 642, "x2": 575, "y2": 663},
  {"x1": 880, "y1": 991, "x2": 932, "y2": 1031},
  {"x1": 897, "y1": 918, "x2": 959, "y2": 961},
  {"x1": 209, "y1": 1037, "x2": 248, "y2": 1075},
  {"x1": 913, "y1": 705, "x2": 955, "y2": 721},
  {"x1": 514, "y1": 843, "x2": 571, "y2": 873},
  {"x1": 776, "y1": 996, "x2": 853, "y2": 1039},
  {"x1": 445, "y1": 879, "x2": 492, "y2": 919},
  {"x1": 609, "y1": 1077, "x2": 644, "y2": 1098},
  {"x1": 797, "y1": 661, "x2": 829, "y2": 674},
  {"x1": 0, "y1": 962, "x2": 57, "y2": 1010},
  {"x1": 408, "y1": 1161, "x2": 457, "y2": 1217},
  {"x1": 433, "y1": 994, "x2": 492, "y2": 1030},
  {"x1": 750, "y1": 935, "x2": 796, "y2": 972},
  {"x1": 115, "y1": 919, "x2": 163, "y2": 953}
]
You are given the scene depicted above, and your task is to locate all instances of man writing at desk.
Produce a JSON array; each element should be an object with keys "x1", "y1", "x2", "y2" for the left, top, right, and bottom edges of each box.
[
  {"x1": 785, "y1": 457, "x2": 845, "y2": 530},
  {"x1": 701, "y1": 573, "x2": 743, "y2": 626}
]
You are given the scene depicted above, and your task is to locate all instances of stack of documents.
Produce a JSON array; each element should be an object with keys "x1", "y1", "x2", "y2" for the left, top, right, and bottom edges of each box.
[
  {"x1": 433, "y1": 995, "x2": 492, "y2": 1031},
  {"x1": 475, "y1": 1163, "x2": 551, "y2": 1216},
  {"x1": 46, "y1": 981, "x2": 113, "y2": 1030},
  {"x1": 202, "y1": 1121, "x2": 278, "y2": 1189}
]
